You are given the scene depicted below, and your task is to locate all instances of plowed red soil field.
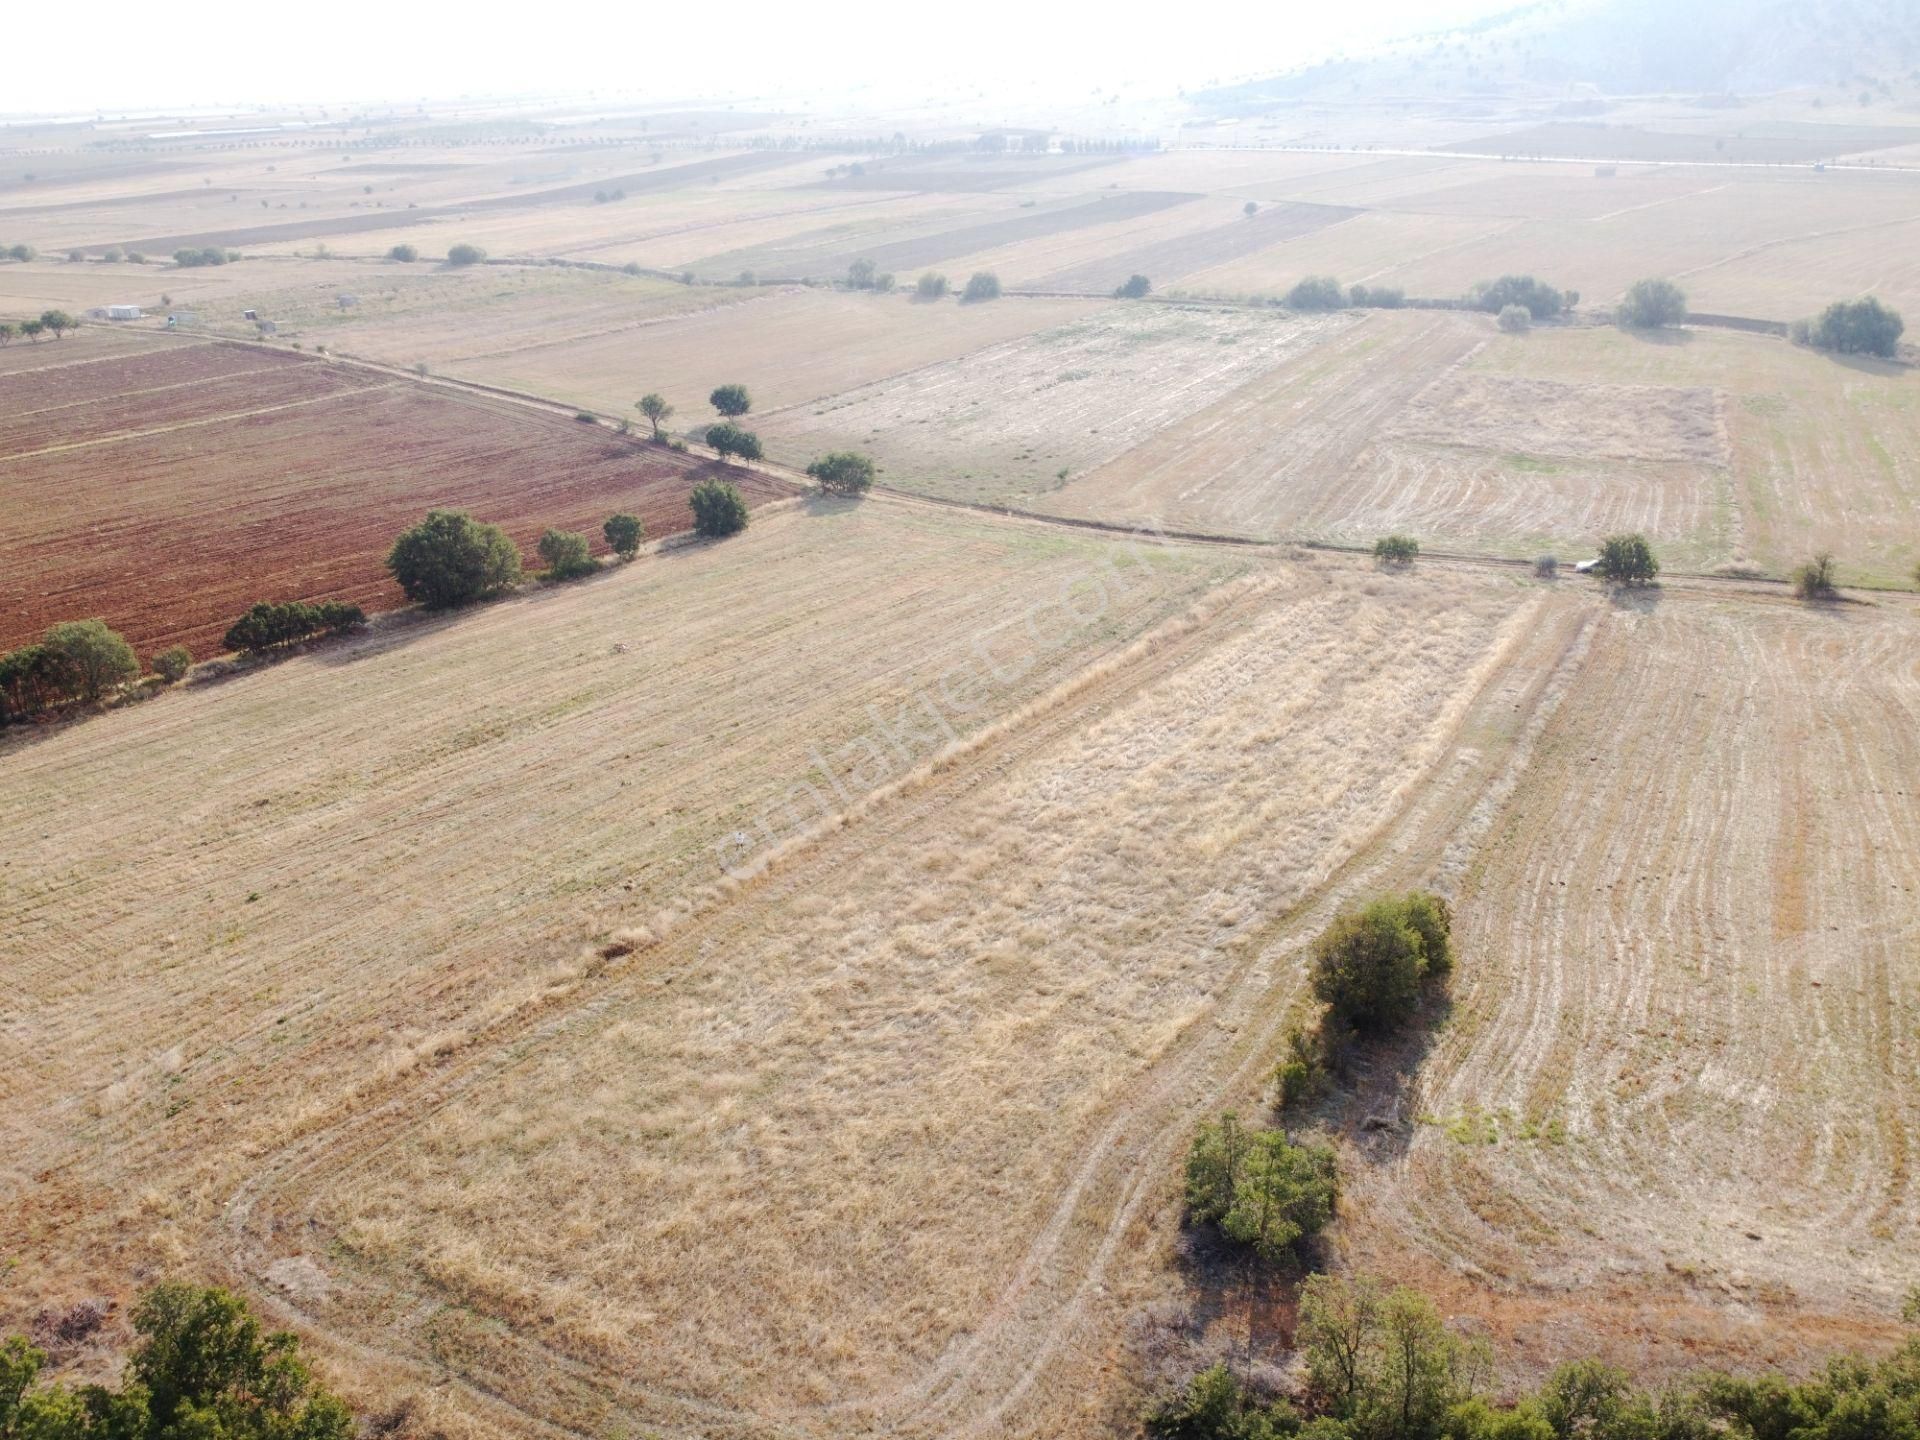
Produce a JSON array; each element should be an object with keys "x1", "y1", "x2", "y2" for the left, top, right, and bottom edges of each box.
[{"x1": 0, "y1": 340, "x2": 786, "y2": 660}]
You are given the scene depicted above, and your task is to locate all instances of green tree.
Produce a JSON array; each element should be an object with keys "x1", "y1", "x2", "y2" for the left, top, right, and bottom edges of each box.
[
  {"x1": 962, "y1": 271, "x2": 1002, "y2": 302},
  {"x1": 1143, "y1": 1364, "x2": 1300, "y2": 1440},
  {"x1": 153, "y1": 645, "x2": 193, "y2": 684},
  {"x1": 706, "y1": 420, "x2": 763, "y2": 461},
  {"x1": 446, "y1": 242, "x2": 486, "y2": 266},
  {"x1": 1220, "y1": 1130, "x2": 1339, "y2": 1263},
  {"x1": 1285, "y1": 275, "x2": 1345, "y2": 311},
  {"x1": 1469, "y1": 275, "x2": 1564, "y2": 320},
  {"x1": 1244, "y1": 200, "x2": 1259, "y2": 217},
  {"x1": 1310, "y1": 896, "x2": 1439, "y2": 1033},
  {"x1": 636, "y1": 392, "x2": 675, "y2": 440},
  {"x1": 387, "y1": 243, "x2": 418, "y2": 262},
  {"x1": 8, "y1": 244, "x2": 36, "y2": 262},
  {"x1": 386, "y1": 509, "x2": 522, "y2": 608},
  {"x1": 1803, "y1": 296, "x2": 1905, "y2": 357},
  {"x1": 21, "y1": 319, "x2": 44, "y2": 341},
  {"x1": 806, "y1": 450, "x2": 875, "y2": 496},
  {"x1": 603, "y1": 512, "x2": 645, "y2": 559},
  {"x1": 38, "y1": 309, "x2": 76, "y2": 338},
  {"x1": 1792, "y1": 552, "x2": 1839, "y2": 599},
  {"x1": 1617, "y1": 277, "x2": 1688, "y2": 329},
  {"x1": 1115, "y1": 273, "x2": 1152, "y2": 299},
  {"x1": 689, "y1": 479, "x2": 749, "y2": 538},
  {"x1": 709, "y1": 383, "x2": 752, "y2": 418},
  {"x1": 1374, "y1": 534, "x2": 1419, "y2": 566},
  {"x1": 537, "y1": 528, "x2": 597, "y2": 580},
  {"x1": 1184, "y1": 1111, "x2": 1253, "y2": 1226},
  {"x1": 1594, "y1": 532, "x2": 1659, "y2": 585},
  {"x1": 915, "y1": 272, "x2": 950, "y2": 300},
  {"x1": 43, "y1": 619, "x2": 139, "y2": 702},
  {"x1": 0, "y1": 643, "x2": 65, "y2": 721},
  {"x1": 847, "y1": 257, "x2": 878, "y2": 289},
  {"x1": 224, "y1": 600, "x2": 366, "y2": 654},
  {"x1": 1300, "y1": 1272, "x2": 1386, "y2": 1416},
  {"x1": 0, "y1": 324, "x2": 15, "y2": 346}
]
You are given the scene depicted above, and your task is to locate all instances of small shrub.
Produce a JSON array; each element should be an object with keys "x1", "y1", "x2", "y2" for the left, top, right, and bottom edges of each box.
[
  {"x1": 1373, "y1": 533, "x2": 1419, "y2": 566},
  {"x1": 1616, "y1": 276, "x2": 1688, "y2": 328},
  {"x1": 152, "y1": 645, "x2": 193, "y2": 684},
  {"x1": 1284, "y1": 274, "x2": 1345, "y2": 311},
  {"x1": 1497, "y1": 303, "x2": 1531, "y2": 333},
  {"x1": 387, "y1": 243, "x2": 418, "y2": 262},
  {"x1": 1594, "y1": 532, "x2": 1659, "y2": 584},
  {"x1": 689, "y1": 479, "x2": 749, "y2": 538},
  {"x1": 1791, "y1": 552, "x2": 1839, "y2": 599},
  {"x1": 914, "y1": 271, "x2": 950, "y2": 300},
  {"x1": 537, "y1": 528, "x2": 597, "y2": 580},
  {"x1": 386, "y1": 510, "x2": 522, "y2": 607},
  {"x1": 445, "y1": 242, "x2": 486, "y2": 266},
  {"x1": 806, "y1": 450, "x2": 875, "y2": 496},
  {"x1": 223, "y1": 600, "x2": 366, "y2": 654},
  {"x1": 573, "y1": 411, "x2": 598, "y2": 425},
  {"x1": 1534, "y1": 554, "x2": 1559, "y2": 578},
  {"x1": 962, "y1": 271, "x2": 1002, "y2": 302},
  {"x1": 1114, "y1": 273, "x2": 1152, "y2": 299},
  {"x1": 603, "y1": 512, "x2": 644, "y2": 559},
  {"x1": 1272, "y1": 1023, "x2": 1332, "y2": 1111}
]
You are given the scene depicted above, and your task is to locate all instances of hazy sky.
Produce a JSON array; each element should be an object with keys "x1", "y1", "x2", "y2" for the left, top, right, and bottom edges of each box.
[{"x1": 8, "y1": 0, "x2": 1517, "y2": 117}]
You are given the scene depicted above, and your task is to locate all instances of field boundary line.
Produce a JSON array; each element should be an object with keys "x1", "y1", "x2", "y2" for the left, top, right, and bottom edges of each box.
[{"x1": 0, "y1": 378, "x2": 399, "y2": 463}]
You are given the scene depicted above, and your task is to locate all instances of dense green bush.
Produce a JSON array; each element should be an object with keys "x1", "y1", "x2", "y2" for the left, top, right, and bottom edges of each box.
[
  {"x1": 962, "y1": 271, "x2": 1003, "y2": 302},
  {"x1": 1800, "y1": 295, "x2": 1905, "y2": 357},
  {"x1": 1144, "y1": 1364, "x2": 1300, "y2": 1440},
  {"x1": 386, "y1": 509, "x2": 522, "y2": 607},
  {"x1": 689, "y1": 479, "x2": 749, "y2": 538},
  {"x1": 603, "y1": 512, "x2": 645, "y2": 559},
  {"x1": 1373, "y1": 534, "x2": 1419, "y2": 566},
  {"x1": 0, "y1": 1281, "x2": 354, "y2": 1440},
  {"x1": 223, "y1": 600, "x2": 366, "y2": 655},
  {"x1": 1348, "y1": 283, "x2": 1404, "y2": 308},
  {"x1": 387, "y1": 243, "x2": 418, "y2": 262},
  {"x1": 41, "y1": 620, "x2": 141, "y2": 702},
  {"x1": 1309, "y1": 891, "x2": 1452, "y2": 1033},
  {"x1": 1468, "y1": 274, "x2": 1565, "y2": 319},
  {"x1": 708, "y1": 383, "x2": 752, "y2": 417},
  {"x1": 446, "y1": 242, "x2": 486, "y2": 266},
  {"x1": 1616, "y1": 277, "x2": 1688, "y2": 328},
  {"x1": 1595, "y1": 532, "x2": 1659, "y2": 585},
  {"x1": 1183, "y1": 1112, "x2": 1338, "y2": 1262},
  {"x1": 152, "y1": 645, "x2": 193, "y2": 684},
  {"x1": 1792, "y1": 552, "x2": 1839, "y2": 599},
  {"x1": 1285, "y1": 275, "x2": 1345, "y2": 311},
  {"x1": 806, "y1": 450, "x2": 876, "y2": 496},
  {"x1": 915, "y1": 271, "x2": 951, "y2": 300},
  {"x1": 1115, "y1": 273, "x2": 1153, "y2": 299},
  {"x1": 537, "y1": 528, "x2": 597, "y2": 580},
  {"x1": 706, "y1": 420, "x2": 764, "y2": 461},
  {"x1": 172, "y1": 246, "x2": 234, "y2": 268},
  {"x1": 1496, "y1": 303, "x2": 1531, "y2": 333}
]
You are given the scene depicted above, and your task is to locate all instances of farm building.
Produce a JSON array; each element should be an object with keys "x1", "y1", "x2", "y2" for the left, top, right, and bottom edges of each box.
[{"x1": 105, "y1": 304, "x2": 143, "y2": 321}]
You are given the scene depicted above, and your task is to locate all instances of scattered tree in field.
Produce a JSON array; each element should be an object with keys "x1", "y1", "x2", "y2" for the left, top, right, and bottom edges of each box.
[
  {"x1": 7, "y1": 244, "x2": 36, "y2": 262},
  {"x1": 1534, "y1": 553, "x2": 1559, "y2": 578},
  {"x1": 21, "y1": 320, "x2": 45, "y2": 341},
  {"x1": 689, "y1": 479, "x2": 749, "y2": 538},
  {"x1": 42, "y1": 619, "x2": 140, "y2": 702},
  {"x1": 1184, "y1": 1112, "x2": 1338, "y2": 1263},
  {"x1": 537, "y1": 528, "x2": 597, "y2": 580},
  {"x1": 1468, "y1": 274, "x2": 1565, "y2": 319},
  {"x1": 636, "y1": 392, "x2": 674, "y2": 440},
  {"x1": 1114, "y1": 273, "x2": 1152, "y2": 299},
  {"x1": 1792, "y1": 552, "x2": 1839, "y2": 599},
  {"x1": 152, "y1": 645, "x2": 193, "y2": 684},
  {"x1": 1310, "y1": 891, "x2": 1452, "y2": 1034},
  {"x1": 1285, "y1": 275, "x2": 1345, "y2": 311},
  {"x1": 1616, "y1": 276, "x2": 1688, "y2": 329},
  {"x1": 1348, "y1": 283, "x2": 1404, "y2": 308},
  {"x1": 0, "y1": 644, "x2": 64, "y2": 721},
  {"x1": 172, "y1": 246, "x2": 232, "y2": 268},
  {"x1": 387, "y1": 243, "x2": 418, "y2": 262},
  {"x1": 709, "y1": 383, "x2": 752, "y2": 418},
  {"x1": 1796, "y1": 295, "x2": 1905, "y2": 357},
  {"x1": 67, "y1": 248, "x2": 86, "y2": 263},
  {"x1": 385, "y1": 509, "x2": 523, "y2": 608},
  {"x1": 1298, "y1": 1274, "x2": 1485, "y2": 1438},
  {"x1": 603, "y1": 512, "x2": 644, "y2": 559},
  {"x1": 705, "y1": 420, "x2": 763, "y2": 461},
  {"x1": 915, "y1": 271, "x2": 950, "y2": 300},
  {"x1": 806, "y1": 450, "x2": 875, "y2": 496},
  {"x1": 1373, "y1": 534, "x2": 1419, "y2": 566},
  {"x1": 962, "y1": 271, "x2": 1002, "y2": 302},
  {"x1": 1243, "y1": 200, "x2": 1259, "y2": 217},
  {"x1": 1496, "y1": 303, "x2": 1531, "y2": 333},
  {"x1": 224, "y1": 600, "x2": 366, "y2": 655},
  {"x1": 445, "y1": 242, "x2": 486, "y2": 266},
  {"x1": 1595, "y1": 531, "x2": 1659, "y2": 585},
  {"x1": 0, "y1": 323, "x2": 14, "y2": 346},
  {"x1": 847, "y1": 258, "x2": 880, "y2": 289},
  {"x1": 101, "y1": 246, "x2": 126, "y2": 263}
]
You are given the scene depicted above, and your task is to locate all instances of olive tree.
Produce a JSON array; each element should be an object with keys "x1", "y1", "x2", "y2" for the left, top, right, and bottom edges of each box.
[
  {"x1": 636, "y1": 392, "x2": 674, "y2": 440},
  {"x1": 537, "y1": 528, "x2": 597, "y2": 580},
  {"x1": 603, "y1": 512, "x2": 645, "y2": 559},
  {"x1": 1309, "y1": 891, "x2": 1453, "y2": 1033},
  {"x1": 806, "y1": 451, "x2": 875, "y2": 496},
  {"x1": 1616, "y1": 277, "x2": 1688, "y2": 329},
  {"x1": 914, "y1": 272, "x2": 950, "y2": 300},
  {"x1": 706, "y1": 420, "x2": 763, "y2": 461},
  {"x1": 42, "y1": 619, "x2": 139, "y2": 701},
  {"x1": 1595, "y1": 532, "x2": 1659, "y2": 585},
  {"x1": 689, "y1": 479, "x2": 749, "y2": 538},
  {"x1": 708, "y1": 383, "x2": 752, "y2": 418},
  {"x1": 385, "y1": 509, "x2": 522, "y2": 607},
  {"x1": 961, "y1": 271, "x2": 1002, "y2": 302}
]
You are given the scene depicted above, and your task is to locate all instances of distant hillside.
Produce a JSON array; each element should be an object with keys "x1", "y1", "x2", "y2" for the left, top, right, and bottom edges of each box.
[{"x1": 1199, "y1": 0, "x2": 1920, "y2": 105}]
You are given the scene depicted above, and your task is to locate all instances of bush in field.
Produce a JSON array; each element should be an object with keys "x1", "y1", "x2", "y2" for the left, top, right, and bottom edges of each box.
[
  {"x1": 42, "y1": 619, "x2": 140, "y2": 702},
  {"x1": 386, "y1": 509, "x2": 522, "y2": 608},
  {"x1": 152, "y1": 645, "x2": 193, "y2": 684},
  {"x1": 689, "y1": 479, "x2": 749, "y2": 538},
  {"x1": 223, "y1": 600, "x2": 365, "y2": 654},
  {"x1": 708, "y1": 383, "x2": 752, "y2": 417},
  {"x1": 706, "y1": 420, "x2": 763, "y2": 461},
  {"x1": 1284, "y1": 274, "x2": 1345, "y2": 311},
  {"x1": 915, "y1": 271, "x2": 950, "y2": 300},
  {"x1": 1595, "y1": 531, "x2": 1659, "y2": 585},
  {"x1": 1143, "y1": 1364, "x2": 1300, "y2": 1440},
  {"x1": 1469, "y1": 274, "x2": 1565, "y2": 319},
  {"x1": 806, "y1": 450, "x2": 875, "y2": 496},
  {"x1": 1792, "y1": 552, "x2": 1839, "y2": 599},
  {"x1": 962, "y1": 271, "x2": 1002, "y2": 302},
  {"x1": 635, "y1": 392, "x2": 674, "y2": 440},
  {"x1": 1114, "y1": 273, "x2": 1152, "y2": 299},
  {"x1": 1310, "y1": 891, "x2": 1452, "y2": 1033},
  {"x1": 446, "y1": 242, "x2": 486, "y2": 266},
  {"x1": 1800, "y1": 295, "x2": 1905, "y2": 357},
  {"x1": 1497, "y1": 303, "x2": 1531, "y2": 333},
  {"x1": 387, "y1": 243, "x2": 417, "y2": 262},
  {"x1": 537, "y1": 528, "x2": 597, "y2": 580},
  {"x1": 0, "y1": 323, "x2": 13, "y2": 345},
  {"x1": 1534, "y1": 554, "x2": 1559, "y2": 578},
  {"x1": 603, "y1": 512, "x2": 644, "y2": 559},
  {"x1": 1616, "y1": 276, "x2": 1688, "y2": 328},
  {"x1": 7, "y1": 244, "x2": 36, "y2": 262},
  {"x1": 1373, "y1": 533, "x2": 1419, "y2": 566},
  {"x1": 1272, "y1": 1022, "x2": 1333, "y2": 1110},
  {"x1": 1349, "y1": 282, "x2": 1404, "y2": 308},
  {"x1": 1184, "y1": 1112, "x2": 1338, "y2": 1263},
  {"x1": 172, "y1": 246, "x2": 230, "y2": 268},
  {"x1": 847, "y1": 257, "x2": 880, "y2": 289}
]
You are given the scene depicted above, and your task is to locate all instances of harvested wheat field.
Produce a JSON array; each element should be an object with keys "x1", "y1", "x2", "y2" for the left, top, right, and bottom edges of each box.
[
  {"x1": 0, "y1": 338, "x2": 783, "y2": 658},
  {"x1": 758, "y1": 304, "x2": 1353, "y2": 505},
  {"x1": 1341, "y1": 588, "x2": 1920, "y2": 1379}
]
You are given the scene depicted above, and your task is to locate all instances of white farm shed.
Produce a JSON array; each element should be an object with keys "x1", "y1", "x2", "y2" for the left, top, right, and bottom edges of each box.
[{"x1": 105, "y1": 304, "x2": 143, "y2": 321}]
